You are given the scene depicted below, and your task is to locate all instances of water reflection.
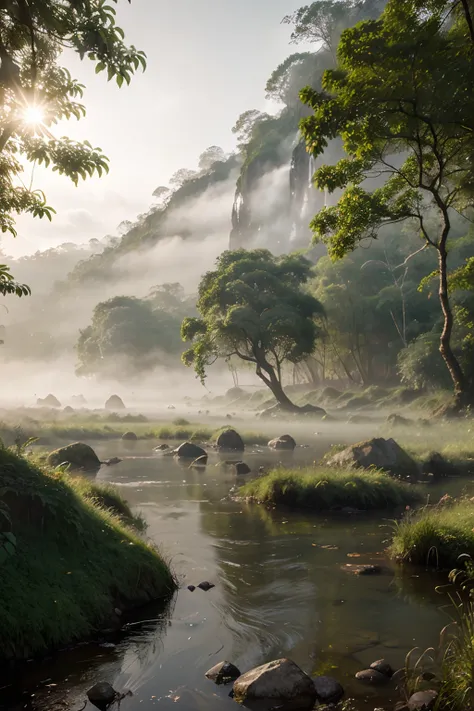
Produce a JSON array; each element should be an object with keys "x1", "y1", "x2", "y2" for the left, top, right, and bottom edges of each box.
[{"x1": 1, "y1": 440, "x2": 456, "y2": 711}]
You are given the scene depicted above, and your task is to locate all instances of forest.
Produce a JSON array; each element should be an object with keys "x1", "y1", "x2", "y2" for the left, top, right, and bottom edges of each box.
[{"x1": 1, "y1": 0, "x2": 473, "y2": 413}]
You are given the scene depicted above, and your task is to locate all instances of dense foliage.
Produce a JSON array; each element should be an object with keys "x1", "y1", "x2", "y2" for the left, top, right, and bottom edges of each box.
[
  {"x1": 300, "y1": 0, "x2": 474, "y2": 403},
  {"x1": 76, "y1": 292, "x2": 184, "y2": 378},
  {"x1": 0, "y1": 0, "x2": 144, "y2": 291},
  {"x1": 181, "y1": 249, "x2": 324, "y2": 410}
]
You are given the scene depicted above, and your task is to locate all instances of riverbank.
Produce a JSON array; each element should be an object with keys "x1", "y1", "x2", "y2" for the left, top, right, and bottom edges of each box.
[
  {"x1": 390, "y1": 499, "x2": 474, "y2": 568},
  {"x1": 0, "y1": 447, "x2": 175, "y2": 662},
  {"x1": 239, "y1": 466, "x2": 421, "y2": 511}
]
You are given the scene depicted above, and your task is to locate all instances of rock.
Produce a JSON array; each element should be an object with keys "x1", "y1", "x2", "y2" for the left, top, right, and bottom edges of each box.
[
  {"x1": 355, "y1": 669, "x2": 390, "y2": 685},
  {"x1": 226, "y1": 387, "x2": 245, "y2": 400},
  {"x1": 327, "y1": 437, "x2": 419, "y2": 478},
  {"x1": 313, "y1": 676, "x2": 344, "y2": 703},
  {"x1": 408, "y1": 690, "x2": 438, "y2": 710},
  {"x1": 72, "y1": 394, "x2": 87, "y2": 406},
  {"x1": 342, "y1": 564, "x2": 382, "y2": 576},
  {"x1": 387, "y1": 413, "x2": 413, "y2": 427},
  {"x1": 233, "y1": 461, "x2": 251, "y2": 475},
  {"x1": 347, "y1": 414, "x2": 374, "y2": 424},
  {"x1": 298, "y1": 404, "x2": 327, "y2": 417},
  {"x1": 191, "y1": 455, "x2": 208, "y2": 469},
  {"x1": 370, "y1": 659, "x2": 393, "y2": 677},
  {"x1": 197, "y1": 581, "x2": 215, "y2": 591},
  {"x1": 47, "y1": 442, "x2": 101, "y2": 472},
  {"x1": 422, "y1": 452, "x2": 458, "y2": 478},
  {"x1": 187, "y1": 585, "x2": 196, "y2": 592},
  {"x1": 121, "y1": 431, "x2": 137, "y2": 441},
  {"x1": 167, "y1": 404, "x2": 176, "y2": 410},
  {"x1": 233, "y1": 658, "x2": 317, "y2": 709},
  {"x1": 37, "y1": 394, "x2": 61, "y2": 408},
  {"x1": 216, "y1": 428, "x2": 244, "y2": 451},
  {"x1": 105, "y1": 395, "x2": 125, "y2": 410},
  {"x1": 63, "y1": 406, "x2": 74, "y2": 414},
  {"x1": 268, "y1": 434, "x2": 296, "y2": 451},
  {"x1": 206, "y1": 661, "x2": 241, "y2": 685},
  {"x1": 102, "y1": 457, "x2": 122, "y2": 466},
  {"x1": 174, "y1": 442, "x2": 207, "y2": 459},
  {"x1": 154, "y1": 444, "x2": 169, "y2": 451},
  {"x1": 87, "y1": 682, "x2": 116, "y2": 709}
]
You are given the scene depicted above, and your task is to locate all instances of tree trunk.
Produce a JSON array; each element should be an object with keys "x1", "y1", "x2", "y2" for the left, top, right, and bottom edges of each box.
[
  {"x1": 438, "y1": 247, "x2": 468, "y2": 406},
  {"x1": 256, "y1": 361, "x2": 299, "y2": 411}
]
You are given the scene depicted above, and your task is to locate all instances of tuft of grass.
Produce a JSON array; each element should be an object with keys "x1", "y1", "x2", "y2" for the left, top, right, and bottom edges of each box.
[
  {"x1": 390, "y1": 500, "x2": 474, "y2": 568},
  {"x1": 0, "y1": 447, "x2": 175, "y2": 662},
  {"x1": 240, "y1": 466, "x2": 421, "y2": 512},
  {"x1": 71, "y1": 479, "x2": 147, "y2": 531},
  {"x1": 172, "y1": 417, "x2": 190, "y2": 426}
]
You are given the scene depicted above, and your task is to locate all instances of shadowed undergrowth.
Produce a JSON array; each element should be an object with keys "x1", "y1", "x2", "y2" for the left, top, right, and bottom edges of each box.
[
  {"x1": 240, "y1": 466, "x2": 421, "y2": 511},
  {"x1": 0, "y1": 447, "x2": 175, "y2": 661}
]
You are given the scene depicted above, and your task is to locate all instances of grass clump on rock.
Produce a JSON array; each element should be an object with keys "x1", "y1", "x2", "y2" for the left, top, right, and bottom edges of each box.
[
  {"x1": 391, "y1": 500, "x2": 474, "y2": 568},
  {"x1": 240, "y1": 467, "x2": 421, "y2": 512},
  {"x1": 0, "y1": 447, "x2": 175, "y2": 661}
]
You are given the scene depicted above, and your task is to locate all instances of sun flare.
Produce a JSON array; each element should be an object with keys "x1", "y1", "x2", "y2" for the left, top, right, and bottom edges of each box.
[{"x1": 23, "y1": 105, "x2": 45, "y2": 126}]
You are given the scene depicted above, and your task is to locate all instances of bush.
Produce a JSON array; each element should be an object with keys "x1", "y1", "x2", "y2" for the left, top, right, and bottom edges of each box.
[{"x1": 240, "y1": 467, "x2": 421, "y2": 512}]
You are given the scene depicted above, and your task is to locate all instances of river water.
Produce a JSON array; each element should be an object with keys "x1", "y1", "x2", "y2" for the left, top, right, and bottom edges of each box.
[{"x1": 1, "y1": 438, "x2": 467, "y2": 711}]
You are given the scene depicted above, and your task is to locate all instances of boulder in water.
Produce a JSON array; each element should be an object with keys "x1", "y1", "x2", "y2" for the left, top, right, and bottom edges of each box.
[
  {"x1": 233, "y1": 658, "x2": 316, "y2": 710},
  {"x1": 232, "y1": 461, "x2": 251, "y2": 475},
  {"x1": 268, "y1": 434, "x2": 296, "y2": 451},
  {"x1": 370, "y1": 659, "x2": 394, "y2": 677},
  {"x1": 105, "y1": 395, "x2": 125, "y2": 410},
  {"x1": 205, "y1": 660, "x2": 241, "y2": 685},
  {"x1": 326, "y1": 437, "x2": 419, "y2": 478},
  {"x1": 174, "y1": 442, "x2": 207, "y2": 459},
  {"x1": 408, "y1": 690, "x2": 438, "y2": 710},
  {"x1": 87, "y1": 681, "x2": 116, "y2": 710},
  {"x1": 355, "y1": 669, "x2": 389, "y2": 685},
  {"x1": 191, "y1": 455, "x2": 208, "y2": 469},
  {"x1": 313, "y1": 676, "x2": 344, "y2": 703},
  {"x1": 37, "y1": 394, "x2": 61, "y2": 408},
  {"x1": 47, "y1": 442, "x2": 101, "y2": 472},
  {"x1": 216, "y1": 428, "x2": 244, "y2": 451},
  {"x1": 121, "y1": 431, "x2": 137, "y2": 441}
]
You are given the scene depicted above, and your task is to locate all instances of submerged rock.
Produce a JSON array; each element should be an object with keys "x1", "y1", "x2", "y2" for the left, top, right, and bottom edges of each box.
[
  {"x1": 206, "y1": 660, "x2": 241, "y2": 685},
  {"x1": 47, "y1": 442, "x2": 101, "y2": 472},
  {"x1": 355, "y1": 668, "x2": 390, "y2": 685},
  {"x1": 87, "y1": 681, "x2": 116, "y2": 710},
  {"x1": 216, "y1": 428, "x2": 244, "y2": 451},
  {"x1": 313, "y1": 675, "x2": 344, "y2": 703},
  {"x1": 342, "y1": 564, "x2": 382, "y2": 576},
  {"x1": 232, "y1": 461, "x2": 251, "y2": 475},
  {"x1": 121, "y1": 431, "x2": 137, "y2": 441},
  {"x1": 268, "y1": 434, "x2": 296, "y2": 451},
  {"x1": 105, "y1": 395, "x2": 125, "y2": 410},
  {"x1": 197, "y1": 581, "x2": 215, "y2": 591},
  {"x1": 233, "y1": 658, "x2": 316, "y2": 710},
  {"x1": 408, "y1": 690, "x2": 438, "y2": 710},
  {"x1": 37, "y1": 394, "x2": 61, "y2": 408},
  {"x1": 174, "y1": 442, "x2": 207, "y2": 459},
  {"x1": 370, "y1": 659, "x2": 393, "y2": 677},
  {"x1": 327, "y1": 437, "x2": 419, "y2": 478}
]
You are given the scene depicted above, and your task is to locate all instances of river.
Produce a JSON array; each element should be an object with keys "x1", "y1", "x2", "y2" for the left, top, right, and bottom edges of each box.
[{"x1": 1, "y1": 437, "x2": 467, "y2": 711}]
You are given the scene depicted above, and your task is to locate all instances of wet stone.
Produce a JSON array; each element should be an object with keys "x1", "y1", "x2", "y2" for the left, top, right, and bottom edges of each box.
[
  {"x1": 87, "y1": 681, "x2": 116, "y2": 710},
  {"x1": 198, "y1": 581, "x2": 215, "y2": 591},
  {"x1": 313, "y1": 675, "x2": 344, "y2": 703},
  {"x1": 355, "y1": 668, "x2": 390, "y2": 685},
  {"x1": 370, "y1": 659, "x2": 394, "y2": 677},
  {"x1": 408, "y1": 690, "x2": 438, "y2": 710},
  {"x1": 205, "y1": 661, "x2": 241, "y2": 685}
]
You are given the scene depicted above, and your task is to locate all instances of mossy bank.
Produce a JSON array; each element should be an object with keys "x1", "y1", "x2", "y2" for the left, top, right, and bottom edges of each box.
[
  {"x1": 0, "y1": 447, "x2": 175, "y2": 662},
  {"x1": 240, "y1": 467, "x2": 421, "y2": 512}
]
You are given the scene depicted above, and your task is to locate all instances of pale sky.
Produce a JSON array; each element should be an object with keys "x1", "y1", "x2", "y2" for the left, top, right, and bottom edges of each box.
[{"x1": 9, "y1": 0, "x2": 310, "y2": 256}]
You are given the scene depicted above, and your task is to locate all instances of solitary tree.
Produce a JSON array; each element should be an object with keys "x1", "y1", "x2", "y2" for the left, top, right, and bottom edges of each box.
[
  {"x1": 300, "y1": 0, "x2": 474, "y2": 407},
  {"x1": 181, "y1": 249, "x2": 324, "y2": 411},
  {"x1": 0, "y1": 0, "x2": 145, "y2": 292}
]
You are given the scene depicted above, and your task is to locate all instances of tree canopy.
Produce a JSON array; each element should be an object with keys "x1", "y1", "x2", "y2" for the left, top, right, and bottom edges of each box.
[
  {"x1": 300, "y1": 0, "x2": 474, "y2": 405},
  {"x1": 0, "y1": 0, "x2": 145, "y2": 290},
  {"x1": 181, "y1": 249, "x2": 324, "y2": 410}
]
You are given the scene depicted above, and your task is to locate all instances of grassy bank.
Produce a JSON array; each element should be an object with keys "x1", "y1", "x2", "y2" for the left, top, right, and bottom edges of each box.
[
  {"x1": 0, "y1": 418, "x2": 268, "y2": 446},
  {"x1": 390, "y1": 501, "x2": 474, "y2": 568},
  {"x1": 240, "y1": 467, "x2": 421, "y2": 512},
  {"x1": 0, "y1": 447, "x2": 175, "y2": 661}
]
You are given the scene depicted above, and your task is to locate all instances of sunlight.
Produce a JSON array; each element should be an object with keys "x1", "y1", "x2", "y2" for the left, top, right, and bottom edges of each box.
[{"x1": 23, "y1": 105, "x2": 45, "y2": 126}]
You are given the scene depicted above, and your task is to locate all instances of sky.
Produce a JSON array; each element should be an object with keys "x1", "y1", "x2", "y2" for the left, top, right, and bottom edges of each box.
[{"x1": 8, "y1": 0, "x2": 310, "y2": 257}]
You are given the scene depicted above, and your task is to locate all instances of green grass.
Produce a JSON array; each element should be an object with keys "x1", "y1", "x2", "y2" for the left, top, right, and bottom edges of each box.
[
  {"x1": 0, "y1": 447, "x2": 175, "y2": 661},
  {"x1": 71, "y1": 478, "x2": 147, "y2": 531},
  {"x1": 390, "y1": 501, "x2": 474, "y2": 568},
  {"x1": 240, "y1": 466, "x2": 421, "y2": 512}
]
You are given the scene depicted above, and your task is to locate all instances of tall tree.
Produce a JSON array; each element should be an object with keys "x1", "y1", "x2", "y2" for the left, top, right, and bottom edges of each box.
[
  {"x1": 300, "y1": 0, "x2": 474, "y2": 406},
  {"x1": 181, "y1": 249, "x2": 324, "y2": 411},
  {"x1": 0, "y1": 0, "x2": 145, "y2": 292}
]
